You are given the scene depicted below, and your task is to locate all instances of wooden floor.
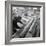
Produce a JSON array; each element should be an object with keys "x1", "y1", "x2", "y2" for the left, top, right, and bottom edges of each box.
[{"x1": 12, "y1": 17, "x2": 40, "y2": 38}]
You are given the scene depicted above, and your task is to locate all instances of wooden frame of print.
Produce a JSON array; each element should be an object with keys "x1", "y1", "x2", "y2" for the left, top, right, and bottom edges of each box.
[{"x1": 5, "y1": 1, "x2": 45, "y2": 44}]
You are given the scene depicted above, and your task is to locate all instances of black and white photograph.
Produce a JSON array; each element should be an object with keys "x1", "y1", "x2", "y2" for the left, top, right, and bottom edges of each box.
[
  {"x1": 5, "y1": 1, "x2": 45, "y2": 44},
  {"x1": 11, "y1": 6, "x2": 40, "y2": 38}
]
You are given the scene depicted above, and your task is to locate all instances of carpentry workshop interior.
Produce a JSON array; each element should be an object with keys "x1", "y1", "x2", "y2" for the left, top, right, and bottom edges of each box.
[{"x1": 11, "y1": 6, "x2": 40, "y2": 38}]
